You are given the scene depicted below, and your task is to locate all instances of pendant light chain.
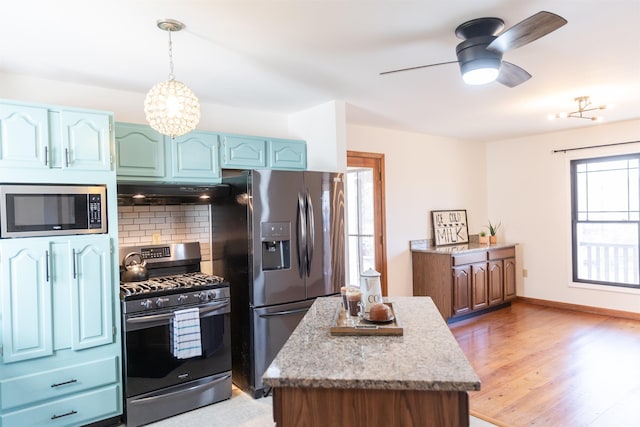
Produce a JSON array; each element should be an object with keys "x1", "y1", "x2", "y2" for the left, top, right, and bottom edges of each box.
[{"x1": 167, "y1": 29, "x2": 175, "y2": 81}]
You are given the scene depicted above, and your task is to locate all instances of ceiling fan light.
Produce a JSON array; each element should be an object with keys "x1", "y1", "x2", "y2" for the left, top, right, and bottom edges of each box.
[{"x1": 462, "y1": 67, "x2": 500, "y2": 85}]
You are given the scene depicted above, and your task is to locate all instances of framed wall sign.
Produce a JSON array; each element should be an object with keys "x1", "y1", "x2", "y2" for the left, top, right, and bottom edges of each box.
[{"x1": 431, "y1": 209, "x2": 469, "y2": 246}]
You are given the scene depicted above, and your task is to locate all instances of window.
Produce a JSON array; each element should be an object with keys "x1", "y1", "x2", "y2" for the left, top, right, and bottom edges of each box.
[
  {"x1": 346, "y1": 167, "x2": 376, "y2": 286},
  {"x1": 571, "y1": 154, "x2": 640, "y2": 287}
]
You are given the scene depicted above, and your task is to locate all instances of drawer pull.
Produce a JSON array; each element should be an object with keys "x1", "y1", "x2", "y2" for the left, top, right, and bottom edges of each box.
[
  {"x1": 51, "y1": 410, "x2": 77, "y2": 420},
  {"x1": 51, "y1": 379, "x2": 78, "y2": 388}
]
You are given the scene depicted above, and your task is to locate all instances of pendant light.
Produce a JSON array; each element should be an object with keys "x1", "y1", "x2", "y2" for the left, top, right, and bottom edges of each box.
[{"x1": 144, "y1": 19, "x2": 200, "y2": 138}]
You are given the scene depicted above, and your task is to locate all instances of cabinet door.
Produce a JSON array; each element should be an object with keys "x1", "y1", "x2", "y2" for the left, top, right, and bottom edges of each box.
[
  {"x1": 0, "y1": 240, "x2": 53, "y2": 363},
  {"x1": 220, "y1": 135, "x2": 266, "y2": 168},
  {"x1": 452, "y1": 265, "x2": 471, "y2": 316},
  {"x1": 115, "y1": 122, "x2": 165, "y2": 177},
  {"x1": 488, "y1": 260, "x2": 504, "y2": 305},
  {"x1": 504, "y1": 257, "x2": 517, "y2": 300},
  {"x1": 471, "y1": 262, "x2": 489, "y2": 310},
  {"x1": 0, "y1": 104, "x2": 49, "y2": 169},
  {"x1": 61, "y1": 111, "x2": 111, "y2": 171},
  {"x1": 268, "y1": 139, "x2": 307, "y2": 170},
  {"x1": 171, "y1": 131, "x2": 221, "y2": 180},
  {"x1": 70, "y1": 237, "x2": 113, "y2": 350}
]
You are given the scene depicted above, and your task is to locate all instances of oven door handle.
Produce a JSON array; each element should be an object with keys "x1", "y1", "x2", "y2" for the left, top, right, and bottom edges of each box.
[
  {"x1": 199, "y1": 300, "x2": 231, "y2": 317},
  {"x1": 126, "y1": 300, "x2": 230, "y2": 325}
]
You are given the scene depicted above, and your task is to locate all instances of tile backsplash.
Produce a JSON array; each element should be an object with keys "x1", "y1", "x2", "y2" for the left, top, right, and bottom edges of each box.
[{"x1": 117, "y1": 205, "x2": 211, "y2": 265}]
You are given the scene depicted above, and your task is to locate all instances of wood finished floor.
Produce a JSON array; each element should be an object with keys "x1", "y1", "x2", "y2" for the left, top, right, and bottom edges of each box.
[{"x1": 449, "y1": 300, "x2": 640, "y2": 427}]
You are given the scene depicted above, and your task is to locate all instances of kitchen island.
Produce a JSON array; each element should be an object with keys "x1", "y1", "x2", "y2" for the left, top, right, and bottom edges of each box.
[{"x1": 262, "y1": 296, "x2": 480, "y2": 427}]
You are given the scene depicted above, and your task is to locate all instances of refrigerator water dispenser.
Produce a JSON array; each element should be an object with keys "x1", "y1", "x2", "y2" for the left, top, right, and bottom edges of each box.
[{"x1": 261, "y1": 222, "x2": 291, "y2": 270}]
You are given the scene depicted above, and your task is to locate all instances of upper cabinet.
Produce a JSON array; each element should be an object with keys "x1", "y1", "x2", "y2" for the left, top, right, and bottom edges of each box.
[
  {"x1": 116, "y1": 122, "x2": 307, "y2": 183},
  {"x1": 268, "y1": 138, "x2": 307, "y2": 170},
  {"x1": 171, "y1": 131, "x2": 221, "y2": 180},
  {"x1": 0, "y1": 100, "x2": 112, "y2": 172},
  {"x1": 115, "y1": 123, "x2": 166, "y2": 178},
  {"x1": 220, "y1": 135, "x2": 266, "y2": 168},
  {"x1": 219, "y1": 134, "x2": 307, "y2": 170},
  {"x1": 115, "y1": 123, "x2": 220, "y2": 183}
]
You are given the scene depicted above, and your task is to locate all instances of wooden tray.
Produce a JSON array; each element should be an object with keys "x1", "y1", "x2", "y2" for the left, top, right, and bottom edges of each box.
[{"x1": 330, "y1": 302, "x2": 403, "y2": 336}]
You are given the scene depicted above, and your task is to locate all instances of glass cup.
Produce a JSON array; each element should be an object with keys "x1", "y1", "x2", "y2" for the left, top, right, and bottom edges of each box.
[
  {"x1": 340, "y1": 286, "x2": 348, "y2": 311},
  {"x1": 346, "y1": 287, "x2": 362, "y2": 326}
]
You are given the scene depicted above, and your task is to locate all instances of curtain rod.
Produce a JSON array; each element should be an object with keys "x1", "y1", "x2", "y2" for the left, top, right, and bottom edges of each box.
[{"x1": 553, "y1": 140, "x2": 640, "y2": 154}]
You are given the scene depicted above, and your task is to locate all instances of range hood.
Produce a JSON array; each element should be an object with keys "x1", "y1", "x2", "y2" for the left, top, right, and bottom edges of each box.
[{"x1": 117, "y1": 183, "x2": 230, "y2": 205}]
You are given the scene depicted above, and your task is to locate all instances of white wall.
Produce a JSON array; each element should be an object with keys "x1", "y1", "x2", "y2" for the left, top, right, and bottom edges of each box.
[
  {"x1": 347, "y1": 124, "x2": 488, "y2": 296},
  {"x1": 487, "y1": 119, "x2": 640, "y2": 312},
  {"x1": 0, "y1": 72, "x2": 290, "y2": 138},
  {"x1": 288, "y1": 100, "x2": 347, "y2": 172}
]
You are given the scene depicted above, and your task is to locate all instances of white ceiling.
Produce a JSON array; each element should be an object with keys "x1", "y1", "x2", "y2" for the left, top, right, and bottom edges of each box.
[{"x1": 2, "y1": 0, "x2": 639, "y2": 142}]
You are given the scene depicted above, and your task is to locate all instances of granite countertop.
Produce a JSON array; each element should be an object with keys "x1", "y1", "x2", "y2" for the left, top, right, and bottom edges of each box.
[
  {"x1": 410, "y1": 239, "x2": 517, "y2": 254},
  {"x1": 262, "y1": 296, "x2": 480, "y2": 392}
]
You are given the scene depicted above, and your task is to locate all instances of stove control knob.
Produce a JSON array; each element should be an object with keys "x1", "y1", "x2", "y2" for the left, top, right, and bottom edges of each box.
[
  {"x1": 177, "y1": 295, "x2": 188, "y2": 304},
  {"x1": 141, "y1": 299, "x2": 154, "y2": 310},
  {"x1": 198, "y1": 291, "x2": 210, "y2": 302},
  {"x1": 155, "y1": 297, "x2": 169, "y2": 308}
]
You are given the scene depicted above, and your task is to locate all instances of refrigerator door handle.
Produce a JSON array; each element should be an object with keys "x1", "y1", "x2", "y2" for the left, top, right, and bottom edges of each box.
[
  {"x1": 296, "y1": 193, "x2": 306, "y2": 278},
  {"x1": 258, "y1": 307, "x2": 310, "y2": 318},
  {"x1": 305, "y1": 191, "x2": 314, "y2": 277}
]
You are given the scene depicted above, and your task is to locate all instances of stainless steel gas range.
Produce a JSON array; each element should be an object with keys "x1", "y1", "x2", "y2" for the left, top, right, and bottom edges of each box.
[{"x1": 119, "y1": 242, "x2": 231, "y2": 427}]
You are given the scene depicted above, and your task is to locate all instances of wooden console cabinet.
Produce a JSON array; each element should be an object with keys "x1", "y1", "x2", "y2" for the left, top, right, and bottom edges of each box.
[{"x1": 412, "y1": 245, "x2": 517, "y2": 321}]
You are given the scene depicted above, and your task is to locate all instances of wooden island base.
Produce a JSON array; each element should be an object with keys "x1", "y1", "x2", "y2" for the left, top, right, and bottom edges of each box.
[{"x1": 271, "y1": 386, "x2": 469, "y2": 427}]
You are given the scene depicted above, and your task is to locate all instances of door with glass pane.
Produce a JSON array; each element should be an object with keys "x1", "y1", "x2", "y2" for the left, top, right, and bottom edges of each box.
[{"x1": 346, "y1": 151, "x2": 387, "y2": 294}]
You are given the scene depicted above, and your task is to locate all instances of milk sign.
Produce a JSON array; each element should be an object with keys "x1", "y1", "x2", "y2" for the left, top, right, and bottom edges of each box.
[{"x1": 431, "y1": 209, "x2": 469, "y2": 246}]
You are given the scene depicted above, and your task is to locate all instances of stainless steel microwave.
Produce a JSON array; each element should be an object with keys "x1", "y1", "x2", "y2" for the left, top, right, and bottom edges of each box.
[{"x1": 0, "y1": 184, "x2": 107, "y2": 238}]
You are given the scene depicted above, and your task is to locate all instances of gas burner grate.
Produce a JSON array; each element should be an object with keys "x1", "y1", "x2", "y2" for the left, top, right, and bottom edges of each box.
[{"x1": 120, "y1": 272, "x2": 225, "y2": 297}]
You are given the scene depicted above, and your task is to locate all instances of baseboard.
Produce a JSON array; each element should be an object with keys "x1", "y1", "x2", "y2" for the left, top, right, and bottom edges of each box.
[{"x1": 516, "y1": 296, "x2": 640, "y2": 321}]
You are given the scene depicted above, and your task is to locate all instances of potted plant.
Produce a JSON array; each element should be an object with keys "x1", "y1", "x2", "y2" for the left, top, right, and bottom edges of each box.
[
  {"x1": 487, "y1": 220, "x2": 501, "y2": 244},
  {"x1": 478, "y1": 230, "x2": 488, "y2": 244}
]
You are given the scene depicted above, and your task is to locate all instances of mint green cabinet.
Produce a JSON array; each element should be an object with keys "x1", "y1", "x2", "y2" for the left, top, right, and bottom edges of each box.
[
  {"x1": 60, "y1": 110, "x2": 111, "y2": 171},
  {"x1": 268, "y1": 138, "x2": 307, "y2": 170},
  {"x1": 116, "y1": 122, "x2": 220, "y2": 182},
  {"x1": 220, "y1": 134, "x2": 307, "y2": 170},
  {"x1": 0, "y1": 240, "x2": 52, "y2": 363},
  {"x1": 220, "y1": 135, "x2": 266, "y2": 168},
  {"x1": 0, "y1": 236, "x2": 113, "y2": 364},
  {"x1": 0, "y1": 383, "x2": 121, "y2": 427},
  {"x1": 0, "y1": 103, "x2": 49, "y2": 169},
  {"x1": 70, "y1": 237, "x2": 114, "y2": 350},
  {"x1": 0, "y1": 101, "x2": 112, "y2": 171},
  {"x1": 171, "y1": 130, "x2": 220, "y2": 180},
  {"x1": 115, "y1": 122, "x2": 165, "y2": 178}
]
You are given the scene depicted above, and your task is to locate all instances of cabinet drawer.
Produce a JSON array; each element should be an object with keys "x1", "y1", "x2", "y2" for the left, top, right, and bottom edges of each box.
[
  {"x1": 1, "y1": 384, "x2": 121, "y2": 427},
  {"x1": 488, "y1": 247, "x2": 516, "y2": 260},
  {"x1": 452, "y1": 251, "x2": 487, "y2": 266},
  {"x1": 1, "y1": 356, "x2": 118, "y2": 409}
]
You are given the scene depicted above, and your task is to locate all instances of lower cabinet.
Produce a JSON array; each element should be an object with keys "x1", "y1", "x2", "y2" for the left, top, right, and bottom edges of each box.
[
  {"x1": 413, "y1": 245, "x2": 517, "y2": 321},
  {"x1": 0, "y1": 235, "x2": 121, "y2": 425},
  {"x1": 1, "y1": 384, "x2": 121, "y2": 427}
]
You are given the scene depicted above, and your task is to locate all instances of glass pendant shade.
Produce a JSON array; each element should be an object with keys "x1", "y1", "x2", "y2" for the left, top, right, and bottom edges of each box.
[{"x1": 144, "y1": 78, "x2": 200, "y2": 138}]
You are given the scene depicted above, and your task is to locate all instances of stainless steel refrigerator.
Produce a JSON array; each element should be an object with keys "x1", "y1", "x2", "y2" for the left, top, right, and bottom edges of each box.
[{"x1": 212, "y1": 169, "x2": 345, "y2": 398}]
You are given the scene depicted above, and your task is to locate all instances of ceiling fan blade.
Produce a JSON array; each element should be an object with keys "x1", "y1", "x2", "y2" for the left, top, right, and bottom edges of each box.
[
  {"x1": 487, "y1": 11, "x2": 567, "y2": 54},
  {"x1": 497, "y1": 61, "x2": 532, "y2": 88},
  {"x1": 380, "y1": 60, "x2": 458, "y2": 75}
]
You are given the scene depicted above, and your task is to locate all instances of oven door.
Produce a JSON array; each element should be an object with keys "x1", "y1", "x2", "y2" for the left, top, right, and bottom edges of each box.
[{"x1": 123, "y1": 299, "x2": 231, "y2": 398}]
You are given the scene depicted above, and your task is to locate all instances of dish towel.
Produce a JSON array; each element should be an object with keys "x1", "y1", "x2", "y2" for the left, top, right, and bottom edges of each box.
[{"x1": 171, "y1": 307, "x2": 202, "y2": 359}]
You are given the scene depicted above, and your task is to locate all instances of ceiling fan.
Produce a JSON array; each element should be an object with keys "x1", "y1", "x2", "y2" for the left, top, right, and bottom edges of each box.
[{"x1": 380, "y1": 11, "x2": 567, "y2": 88}]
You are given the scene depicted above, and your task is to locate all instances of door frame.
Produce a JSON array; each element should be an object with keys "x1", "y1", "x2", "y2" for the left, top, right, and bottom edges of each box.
[{"x1": 346, "y1": 150, "x2": 388, "y2": 295}]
